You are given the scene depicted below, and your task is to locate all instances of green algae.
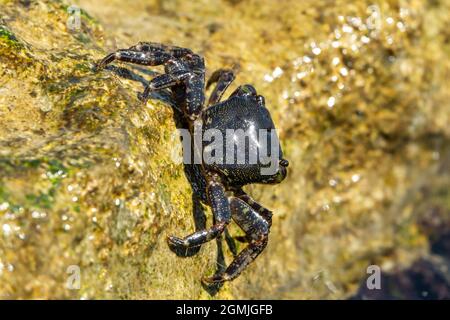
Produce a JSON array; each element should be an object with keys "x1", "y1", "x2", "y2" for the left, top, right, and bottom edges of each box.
[
  {"x1": 0, "y1": 23, "x2": 32, "y2": 67},
  {"x1": 0, "y1": 25, "x2": 22, "y2": 49}
]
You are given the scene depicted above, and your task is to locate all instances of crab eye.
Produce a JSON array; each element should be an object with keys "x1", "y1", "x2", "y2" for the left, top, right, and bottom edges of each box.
[{"x1": 279, "y1": 159, "x2": 289, "y2": 167}]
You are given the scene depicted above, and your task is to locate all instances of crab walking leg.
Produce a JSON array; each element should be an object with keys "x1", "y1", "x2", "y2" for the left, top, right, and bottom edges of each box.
[
  {"x1": 167, "y1": 177, "x2": 231, "y2": 253},
  {"x1": 127, "y1": 42, "x2": 194, "y2": 59},
  {"x1": 139, "y1": 70, "x2": 192, "y2": 102},
  {"x1": 234, "y1": 191, "x2": 273, "y2": 227},
  {"x1": 185, "y1": 75, "x2": 206, "y2": 118},
  {"x1": 170, "y1": 194, "x2": 208, "y2": 258},
  {"x1": 95, "y1": 49, "x2": 172, "y2": 70},
  {"x1": 206, "y1": 69, "x2": 235, "y2": 105},
  {"x1": 96, "y1": 42, "x2": 194, "y2": 70},
  {"x1": 203, "y1": 198, "x2": 270, "y2": 283},
  {"x1": 96, "y1": 43, "x2": 206, "y2": 119}
]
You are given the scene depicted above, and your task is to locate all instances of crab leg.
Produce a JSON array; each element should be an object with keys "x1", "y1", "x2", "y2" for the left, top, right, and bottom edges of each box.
[
  {"x1": 203, "y1": 197, "x2": 270, "y2": 283},
  {"x1": 139, "y1": 70, "x2": 192, "y2": 102},
  {"x1": 167, "y1": 177, "x2": 231, "y2": 256},
  {"x1": 127, "y1": 42, "x2": 193, "y2": 59},
  {"x1": 233, "y1": 189, "x2": 273, "y2": 227},
  {"x1": 95, "y1": 49, "x2": 172, "y2": 70},
  {"x1": 95, "y1": 41, "x2": 195, "y2": 70},
  {"x1": 206, "y1": 69, "x2": 235, "y2": 105},
  {"x1": 96, "y1": 43, "x2": 205, "y2": 119}
]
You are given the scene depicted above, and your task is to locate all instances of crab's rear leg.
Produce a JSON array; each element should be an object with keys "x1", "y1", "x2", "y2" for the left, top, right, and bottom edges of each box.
[
  {"x1": 128, "y1": 42, "x2": 193, "y2": 58},
  {"x1": 95, "y1": 49, "x2": 172, "y2": 71},
  {"x1": 95, "y1": 42, "x2": 193, "y2": 70},
  {"x1": 203, "y1": 197, "x2": 270, "y2": 283},
  {"x1": 206, "y1": 69, "x2": 235, "y2": 105},
  {"x1": 167, "y1": 176, "x2": 231, "y2": 256}
]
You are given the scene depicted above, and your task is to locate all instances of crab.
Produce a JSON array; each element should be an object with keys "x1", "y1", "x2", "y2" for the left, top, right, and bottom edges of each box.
[{"x1": 95, "y1": 42, "x2": 289, "y2": 283}]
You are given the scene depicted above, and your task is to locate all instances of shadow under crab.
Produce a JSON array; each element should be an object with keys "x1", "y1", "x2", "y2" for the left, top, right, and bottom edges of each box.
[{"x1": 95, "y1": 42, "x2": 289, "y2": 284}]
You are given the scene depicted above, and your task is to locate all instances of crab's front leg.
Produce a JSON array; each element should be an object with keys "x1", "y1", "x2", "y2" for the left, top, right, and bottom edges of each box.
[
  {"x1": 203, "y1": 197, "x2": 270, "y2": 284},
  {"x1": 167, "y1": 175, "x2": 231, "y2": 256}
]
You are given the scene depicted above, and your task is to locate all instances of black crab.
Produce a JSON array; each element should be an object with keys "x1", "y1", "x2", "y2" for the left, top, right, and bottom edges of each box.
[{"x1": 96, "y1": 42, "x2": 289, "y2": 283}]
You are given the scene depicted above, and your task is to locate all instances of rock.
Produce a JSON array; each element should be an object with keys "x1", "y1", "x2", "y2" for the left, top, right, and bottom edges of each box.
[
  {"x1": 0, "y1": 0, "x2": 449, "y2": 299},
  {"x1": 0, "y1": 0, "x2": 214, "y2": 299}
]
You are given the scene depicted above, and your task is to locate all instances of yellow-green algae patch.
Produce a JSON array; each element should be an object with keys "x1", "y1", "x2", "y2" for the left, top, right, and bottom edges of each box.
[
  {"x1": 1, "y1": 0, "x2": 449, "y2": 299},
  {"x1": 0, "y1": 25, "x2": 22, "y2": 49}
]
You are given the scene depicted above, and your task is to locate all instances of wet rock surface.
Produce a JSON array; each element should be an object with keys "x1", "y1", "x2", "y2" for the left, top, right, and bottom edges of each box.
[{"x1": 0, "y1": 0, "x2": 449, "y2": 299}]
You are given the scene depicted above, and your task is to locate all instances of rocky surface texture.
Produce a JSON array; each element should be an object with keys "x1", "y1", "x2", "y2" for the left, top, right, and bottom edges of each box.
[{"x1": 0, "y1": 0, "x2": 449, "y2": 299}]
